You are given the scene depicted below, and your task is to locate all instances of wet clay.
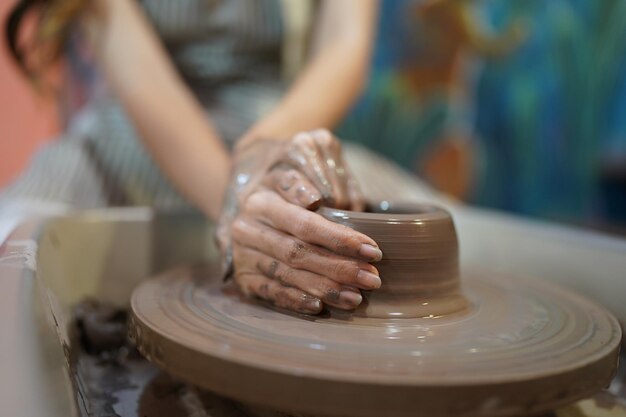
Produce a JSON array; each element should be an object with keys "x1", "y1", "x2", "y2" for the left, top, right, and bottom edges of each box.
[
  {"x1": 319, "y1": 204, "x2": 468, "y2": 318},
  {"x1": 130, "y1": 203, "x2": 622, "y2": 417},
  {"x1": 73, "y1": 299, "x2": 129, "y2": 354}
]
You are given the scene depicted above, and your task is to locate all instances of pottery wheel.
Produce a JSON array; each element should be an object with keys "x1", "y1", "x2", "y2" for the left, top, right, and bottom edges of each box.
[{"x1": 130, "y1": 263, "x2": 621, "y2": 417}]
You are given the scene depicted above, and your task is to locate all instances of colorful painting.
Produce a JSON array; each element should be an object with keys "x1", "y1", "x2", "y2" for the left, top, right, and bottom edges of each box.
[{"x1": 339, "y1": 0, "x2": 626, "y2": 227}]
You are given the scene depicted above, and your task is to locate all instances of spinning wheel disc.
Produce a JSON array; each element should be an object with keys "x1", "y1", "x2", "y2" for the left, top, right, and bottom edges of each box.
[{"x1": 130, "y1": 264, "x2": 621, "y2": 417}]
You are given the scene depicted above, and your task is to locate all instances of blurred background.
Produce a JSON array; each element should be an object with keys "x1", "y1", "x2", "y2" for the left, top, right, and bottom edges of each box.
[
  {"x1": 0, "y1": 1, "x2": 58, "y2": 189},
  {"x1": 340, "y1": 0, "x2": 626, "y2": 233},
  {"x1": 1, "y1": 0, "x2": 625, "y2": 233}
]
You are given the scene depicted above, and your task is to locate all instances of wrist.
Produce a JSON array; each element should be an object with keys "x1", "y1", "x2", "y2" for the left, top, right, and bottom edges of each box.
[
  {"x1": 236, "y1": 131, "x2": 266, "y2": 152},
  {"x1": 238, "y1": 116, "x2": 302, "y2": 151}
]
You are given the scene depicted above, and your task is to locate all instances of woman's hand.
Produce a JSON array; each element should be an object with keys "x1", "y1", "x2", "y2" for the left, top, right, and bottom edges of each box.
[
  {"x1": 234, "y1": 129, "x2": 365, "y2": 210},
  {"x1": 217, "y1": 130, "x2": 382, "y2": 314}
]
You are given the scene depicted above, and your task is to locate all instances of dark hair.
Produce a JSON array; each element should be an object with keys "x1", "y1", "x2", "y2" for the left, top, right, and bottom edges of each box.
[{"x1": 5, "y1": 0, "x2": 86, "y2": 80}]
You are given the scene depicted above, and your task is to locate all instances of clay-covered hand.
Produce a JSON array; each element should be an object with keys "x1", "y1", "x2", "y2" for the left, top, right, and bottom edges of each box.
[
  {"x1": 217, "y1": 129, "x2": 381, "y2": 314},
  {"x1": 234, "y1": 129, "x2": 366, "y2": 210}
]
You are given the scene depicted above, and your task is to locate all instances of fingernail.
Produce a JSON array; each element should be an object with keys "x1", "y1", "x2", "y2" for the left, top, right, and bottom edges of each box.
[
  {"x1": 339, "y1": 290, "x2": 363, "y2": 307},
  {"x1": 299, "y1": 188, "x2": 321, "y2": 209},
  {"x1": 302, "y1": 296, "x2": 322, "y2": 313},
  {"x1": 359, "y1": 244, "x2": 383, "y2": 261},
  {"x1": 357, "y1": 270, "x2": 382, "y2": 289}
]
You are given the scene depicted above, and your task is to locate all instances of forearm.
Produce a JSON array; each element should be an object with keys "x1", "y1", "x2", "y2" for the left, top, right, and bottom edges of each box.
[
  {"x1": 241, "y1": 0, "x2": 377, "y2": 145},
  {"x1": 119, "y1": 78, "x2": 231, "y2": 220},
  {"x1": 88, "y1": 0, "x2": 230, "y2": 219},
  {"x1": 245, "y1": 43, "x2": 367, "y2": 141}
]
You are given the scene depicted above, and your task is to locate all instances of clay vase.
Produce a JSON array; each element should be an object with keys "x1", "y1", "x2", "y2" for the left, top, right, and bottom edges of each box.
[{"x1": 319, "y1": 203, "x2": 469, "y2": 318}]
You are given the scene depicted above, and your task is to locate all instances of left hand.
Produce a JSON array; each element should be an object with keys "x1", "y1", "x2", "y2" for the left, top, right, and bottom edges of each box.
[{"x1": 216, "y1": 130, "x2": 378, "y2": 313}]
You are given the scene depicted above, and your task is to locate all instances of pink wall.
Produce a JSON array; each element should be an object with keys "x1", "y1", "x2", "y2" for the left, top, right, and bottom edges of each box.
[{"x1": 0, "y1": 0, "x2": 59, "y2": 188}]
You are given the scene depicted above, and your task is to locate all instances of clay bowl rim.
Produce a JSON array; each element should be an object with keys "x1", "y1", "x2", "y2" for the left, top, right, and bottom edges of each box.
[{"x1": 317, "y1": 201, "x2": 451, "y2": 224}]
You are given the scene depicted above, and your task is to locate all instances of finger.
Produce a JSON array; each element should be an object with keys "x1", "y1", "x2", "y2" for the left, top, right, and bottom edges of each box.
[
  {"x1": 345, "y1": 170, "x2": 366, "y2": 212},
  {"x1": 283, "y1": 132, "x2": 335, "y2": 203},
  {"x1": 314, "y1": 130, "x2": 367, "y2": 211},
  {"x1": 232, "y1": 216, "x2": 382, "y2": 290},
  {"x1": 244, "y1": 190, "x2": 383, "y2": 261},
  {"x1": 311, "y1": 129, "x2": 350, "y2": 209},
  {"x1": 241, "y1": 246, "x2": 363, "y2": 310},
  {"x1": 235, "y1": 272, "x2": 322, "y2": 314},
  {"x1": 264, "y1": 167, "x2": 322, "y2": 210}
]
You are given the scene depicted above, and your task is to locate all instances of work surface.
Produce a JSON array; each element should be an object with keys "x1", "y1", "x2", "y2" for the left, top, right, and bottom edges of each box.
[{"x1": 1, "y1": 144, "x2": 625, "y2": 417}]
